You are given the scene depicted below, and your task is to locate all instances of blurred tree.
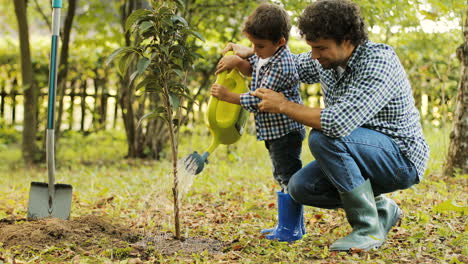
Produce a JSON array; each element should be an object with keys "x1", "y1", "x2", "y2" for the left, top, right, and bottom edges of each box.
[
  {"x1": 444, "y1": 7, "x2": 467, "y2": 177},
  {"x1": 13, "y1": 0, "x2": 40, "y2": 164}
]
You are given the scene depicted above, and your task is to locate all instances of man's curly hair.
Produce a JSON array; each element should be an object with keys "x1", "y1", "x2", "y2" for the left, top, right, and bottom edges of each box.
[
  {"x1": 243, "y1": 3, "x2": 291, "y2": 43},
  {"x1": 298, "y1": 0, "x2": 368, "y2": 45}
]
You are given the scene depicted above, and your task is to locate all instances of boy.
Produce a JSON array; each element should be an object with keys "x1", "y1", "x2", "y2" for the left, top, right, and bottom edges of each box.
[{"x1": 211, "y1": 3, "x2": 306, "y2": 242}]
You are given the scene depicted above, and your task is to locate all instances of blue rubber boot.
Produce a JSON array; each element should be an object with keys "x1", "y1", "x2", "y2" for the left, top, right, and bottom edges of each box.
[
  {"x1": 261, "y1": 203, "x2": 306, "y2": 235},
  {"x1": 262, "y1": 191, "x2": 304, "y2": 242}
]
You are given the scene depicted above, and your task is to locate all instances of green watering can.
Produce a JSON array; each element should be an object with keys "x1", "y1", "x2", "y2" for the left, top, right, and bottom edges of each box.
[{"x1": 184, "y1": 52, "x2": 249, "y2": 174}]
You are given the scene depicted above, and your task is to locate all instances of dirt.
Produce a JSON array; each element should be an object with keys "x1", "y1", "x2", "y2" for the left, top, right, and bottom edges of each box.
[{"x1": 0, "y1": 215, "x2": 224, "y2": 260}]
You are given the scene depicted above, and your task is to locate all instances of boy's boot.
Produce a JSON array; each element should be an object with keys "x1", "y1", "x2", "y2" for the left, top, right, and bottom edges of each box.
[
  {"x1": 330, "y1": 180, "x2": 385, "y2": 251},
  {"x1": 261, "y1": 191, "x2": 304, "y2": 242},
  {"x1": 375, "y1": 194, "x2": 402, "y2": 236},
  {"x1": 261, "y1": 192, "x2": 307, "y2": 236}
]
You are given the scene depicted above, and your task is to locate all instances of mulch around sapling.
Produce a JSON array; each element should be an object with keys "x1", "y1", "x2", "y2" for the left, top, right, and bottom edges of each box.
[{"x1": 0, "y1": 215, "x2": 224, "y2": 259}]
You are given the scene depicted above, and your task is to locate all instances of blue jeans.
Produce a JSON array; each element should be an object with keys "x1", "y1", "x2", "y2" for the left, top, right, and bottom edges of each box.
[
  {"x1": 265, "y1": 129, "x2": 306, "y2": 189},
  {"x1": 288, "y1": 128, "x2": 419, "y2": 209}
]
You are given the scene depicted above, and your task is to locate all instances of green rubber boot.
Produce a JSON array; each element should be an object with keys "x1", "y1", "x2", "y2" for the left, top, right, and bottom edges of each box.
[
  {"x1": 330, "y1": 180, "x2": 385, "y2": 251},
  {"x1": 375, "y1": 195, "x2": 402, "y2": 236}
]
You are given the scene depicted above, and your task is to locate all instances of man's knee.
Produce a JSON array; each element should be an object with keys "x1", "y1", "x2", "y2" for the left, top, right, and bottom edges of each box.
[
  {"x1": 308, "y1": 130, "x2": 342, "y2": 155},
  {"x1": 287, "y1": 173, "x2": 308, "y2": 204}
]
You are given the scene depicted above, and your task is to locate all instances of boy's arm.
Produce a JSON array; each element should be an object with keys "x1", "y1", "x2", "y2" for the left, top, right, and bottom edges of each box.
[
  {"x1": 211, "y1": 84, "x2": 240, "y2": 105},
  {"x1": 223, "y1": 43, "x2": 254, "y2": 58},
  {"x1": 212, "y1": 84, "x2": 260, "y2": 113},
  {"x1": 259, "y1": 64, "x2": 298, "y2": 93},
  {"x1": 215, "y1": 55, "x2": 252, "y2": 76}
]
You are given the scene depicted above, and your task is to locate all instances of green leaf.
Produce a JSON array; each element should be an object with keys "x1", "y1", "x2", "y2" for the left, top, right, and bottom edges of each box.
[
  {"x1": 169, "y1": 93, "x2": 180, "y2": 109},
  {"x1": 125, "y1": 9, "x2": 153, "y2": 32},
  {"x1": 105, "y1": 47, "x2": 134, "y2": 66},
  {"x1": 137, "y1": 57, "x2": 150, "y2": 74},
  {"x1": 433, "y1": 200, "x2": 468, "y2": 214},
  {"x1": 190, "y1": 30, "x2": 205, "y2": 42},
  {"x1": 173, "y1": 69, "x2": 183, "y2": 78},
  {"x1": 174, "y1": 0, "x2": 185, "y2": 10},
  {"x1": 137, "y1": 107, "x2": 167, "y2": 128},
  {"x1": 130, "y1": 70, "x2": 139, "y2": 85},
  {"x1": 171, "y1": 15, "x2": 188, "y2": 26},
  {"x1": 118, "y1": 53, "x2": 134, "y2": 76},
  {"x1": 138, "y1": 21, "x2": 153, "y2": 35}
]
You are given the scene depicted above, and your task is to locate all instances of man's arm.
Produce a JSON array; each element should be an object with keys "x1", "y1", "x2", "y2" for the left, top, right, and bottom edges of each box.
[{"x1": 252, "y1": 88, "x2": 322, "y2": 130}]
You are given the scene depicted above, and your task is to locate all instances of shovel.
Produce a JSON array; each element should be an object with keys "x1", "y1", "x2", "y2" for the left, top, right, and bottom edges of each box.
[
  {"x1": 27, "y1": 0, "x2": 72, "y2": 220},
  {"x1": 184, "y1": 52, "x2": 249, "y2": 174}
]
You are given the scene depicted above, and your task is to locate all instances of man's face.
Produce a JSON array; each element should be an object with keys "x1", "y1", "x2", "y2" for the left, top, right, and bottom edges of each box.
[
  {"x1": 306, "y1": 38, "x2": 354, "y2": 69},
  {"x1": 246, "y1": 33, "x2": 285, "y2": 59}
]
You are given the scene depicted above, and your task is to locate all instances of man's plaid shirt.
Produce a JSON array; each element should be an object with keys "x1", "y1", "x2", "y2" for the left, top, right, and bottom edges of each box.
[
  {"x1": 295, "y1": 41, "x2": 429, "y2": 179},
  {"x1": 240, "y1": 46, "x2": 304, "y2": 141}
]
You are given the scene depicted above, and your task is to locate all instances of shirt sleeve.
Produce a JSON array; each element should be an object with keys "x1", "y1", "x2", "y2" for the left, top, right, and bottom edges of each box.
[
  {"x1": 240, "y1": 92, "x2": 260, "y2": 113},
  {"x1": 294, "y1": 52, "x2": 321, "y2": 84},
  {"x1": 258, "y1": 63, "x2": 299, "y2": 93},
  {"x1": 247, "y1": 54, "x2": 257, "y2": 66},
  {"x1": 320, "y1": 55, "x2": 399, "y2": 138}
]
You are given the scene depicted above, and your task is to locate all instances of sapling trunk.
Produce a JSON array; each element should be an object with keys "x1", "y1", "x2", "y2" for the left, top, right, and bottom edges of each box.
[{"x1": 163, "y1": 84, "x2": 181, "y2": 240}]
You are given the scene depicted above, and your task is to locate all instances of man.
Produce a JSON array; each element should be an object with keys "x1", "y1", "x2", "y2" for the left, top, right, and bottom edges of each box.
[{"x1": 225, "y1": 0, "x2": 429, "y2": 251}]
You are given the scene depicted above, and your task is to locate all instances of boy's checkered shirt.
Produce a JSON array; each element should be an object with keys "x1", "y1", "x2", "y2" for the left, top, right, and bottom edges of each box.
[
  {"x1": 295, "y1": 41, "x2": 429, "y2": 179},
  {"x1": 240, "y1": 46, "x2": 304, "y2": 141}
]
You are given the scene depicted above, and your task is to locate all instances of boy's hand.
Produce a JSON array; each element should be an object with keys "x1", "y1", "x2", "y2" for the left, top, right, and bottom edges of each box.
[
  {"x1": 211, "y1": 84, "x2": 229, "y2": 101},
  {"x1": 215, "y1": 55, "x2": 242, "y2": 75},
  {"x1": 223, "y1": 43, "x2": 254, "y2": 58}
]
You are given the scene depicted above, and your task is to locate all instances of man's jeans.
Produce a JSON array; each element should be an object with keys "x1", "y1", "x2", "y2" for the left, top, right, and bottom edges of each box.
[{"x1": 288, "y1": 128, "x2": 419, "y2": 209}]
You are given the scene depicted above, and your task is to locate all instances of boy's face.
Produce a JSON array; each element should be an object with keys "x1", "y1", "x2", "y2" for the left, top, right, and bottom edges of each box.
[
  {"x1": 246, "y1": 33, "x2": 285, "y2": 59},
  {"x1": 306, "y1": 38, "x2": 355, "y2": 69}
]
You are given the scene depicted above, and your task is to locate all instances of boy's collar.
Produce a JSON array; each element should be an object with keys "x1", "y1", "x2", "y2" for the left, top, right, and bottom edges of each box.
[{"x1": 261, "y1": 45, "x2": 288, "y2": 65}]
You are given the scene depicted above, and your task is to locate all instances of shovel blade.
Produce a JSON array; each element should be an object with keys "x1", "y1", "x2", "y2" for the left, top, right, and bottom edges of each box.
[{"x1": 27, "y1": 182, "x2": 73, "y2": 220}]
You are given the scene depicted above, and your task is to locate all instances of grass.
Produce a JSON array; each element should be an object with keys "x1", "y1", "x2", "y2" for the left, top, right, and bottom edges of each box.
[{"x1": 0, "y1": 125, "x2": 466, "y2": 263}]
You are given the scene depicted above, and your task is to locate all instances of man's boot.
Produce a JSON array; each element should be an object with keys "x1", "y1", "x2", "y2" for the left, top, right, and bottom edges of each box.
[
  {"x1": 330, "y1": 180, "x2": 385, "y2": 251},
  {"x1": 261, "y1": 191, "x2": 304, "y2": 242},
  {"x1": 375, "y1": 194, "x2": 402, "y2": 236}
]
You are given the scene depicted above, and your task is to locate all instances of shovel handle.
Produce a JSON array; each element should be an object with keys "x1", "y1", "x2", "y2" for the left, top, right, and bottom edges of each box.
[{"x1": 46, "y1": 1, "x2": 61, "y2": 212}]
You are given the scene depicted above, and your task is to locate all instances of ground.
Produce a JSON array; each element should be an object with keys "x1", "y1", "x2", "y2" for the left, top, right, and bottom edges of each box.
[{"x1": 0, "y1": 128, "x2": 466, "y2": 263}]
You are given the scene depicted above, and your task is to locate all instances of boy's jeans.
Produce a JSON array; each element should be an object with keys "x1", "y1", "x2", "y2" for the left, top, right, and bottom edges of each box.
[
  {"x1": 265, "y1": 129, "x2": 306, "y2": 189},
  {"x1": 288, "y1": 128, "x2": 419, "y2": 209}
]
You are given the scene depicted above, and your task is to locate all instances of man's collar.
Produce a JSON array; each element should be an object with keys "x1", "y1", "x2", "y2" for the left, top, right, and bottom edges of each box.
[{"x1": 345, "y1": 40, "x2": 369, "y2": 71}]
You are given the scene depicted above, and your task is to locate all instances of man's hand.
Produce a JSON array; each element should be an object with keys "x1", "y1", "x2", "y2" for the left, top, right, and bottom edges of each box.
[
  {"x1": 223, "y1": 42, "x2": 254, "y2": 58},
  {"x1": 211, "y1": 84, "x2": 229, "y2": 101},
  {"x1": 215, "y1": 55, "x2": 242, "y2": 75},
  {"x1": 251, "y1": 88, "x2": 288, "y2": 113}
]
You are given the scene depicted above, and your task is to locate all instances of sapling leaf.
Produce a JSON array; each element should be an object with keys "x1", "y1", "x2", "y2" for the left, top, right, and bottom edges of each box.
[
  {"x1": 137, "y1": 107, "x2": 167, "y2": 129},
  {"x1": 137, "y1": 57, "x2": 151, "y2": 74},
  {"x1": 125, "y1": 9, "x2": 153, "y2": 32},
  {"x1": 169, "y1": 93, "x2": 180, "y2": 109},
  {"x1": 190, "y1": 30, "x2": 205, "y2": 42},
  {"x1": 105, "y1": 47, "x2": 133, "y2": 66},
  {"x1": 171, "y1": 15, "x2": 188, "y2": 26}
]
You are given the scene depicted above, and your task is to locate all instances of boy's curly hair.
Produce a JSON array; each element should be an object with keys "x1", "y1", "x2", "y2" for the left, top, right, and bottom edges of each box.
[
  {"x1": 298, "y1": 0, "x2": 368, "y2": 45},
  {"x1": 243, "y1": 3, "x2": 291, "y2": 43}
]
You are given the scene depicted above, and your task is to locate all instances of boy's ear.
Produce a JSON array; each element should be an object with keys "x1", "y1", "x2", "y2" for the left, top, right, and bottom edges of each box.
[{"x1": 277, "y1": 37, "x2": 286, "y2": 47}]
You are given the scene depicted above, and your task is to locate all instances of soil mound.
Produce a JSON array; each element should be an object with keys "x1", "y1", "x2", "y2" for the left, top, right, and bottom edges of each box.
[{"x1": 0, "y1": 215, "x2": 224, "y2": 259}]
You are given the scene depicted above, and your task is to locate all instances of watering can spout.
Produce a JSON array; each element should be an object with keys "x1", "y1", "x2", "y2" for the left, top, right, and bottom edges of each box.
[{"x1": 184, "y1": 151, "x2": 210, "y2": 175}]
